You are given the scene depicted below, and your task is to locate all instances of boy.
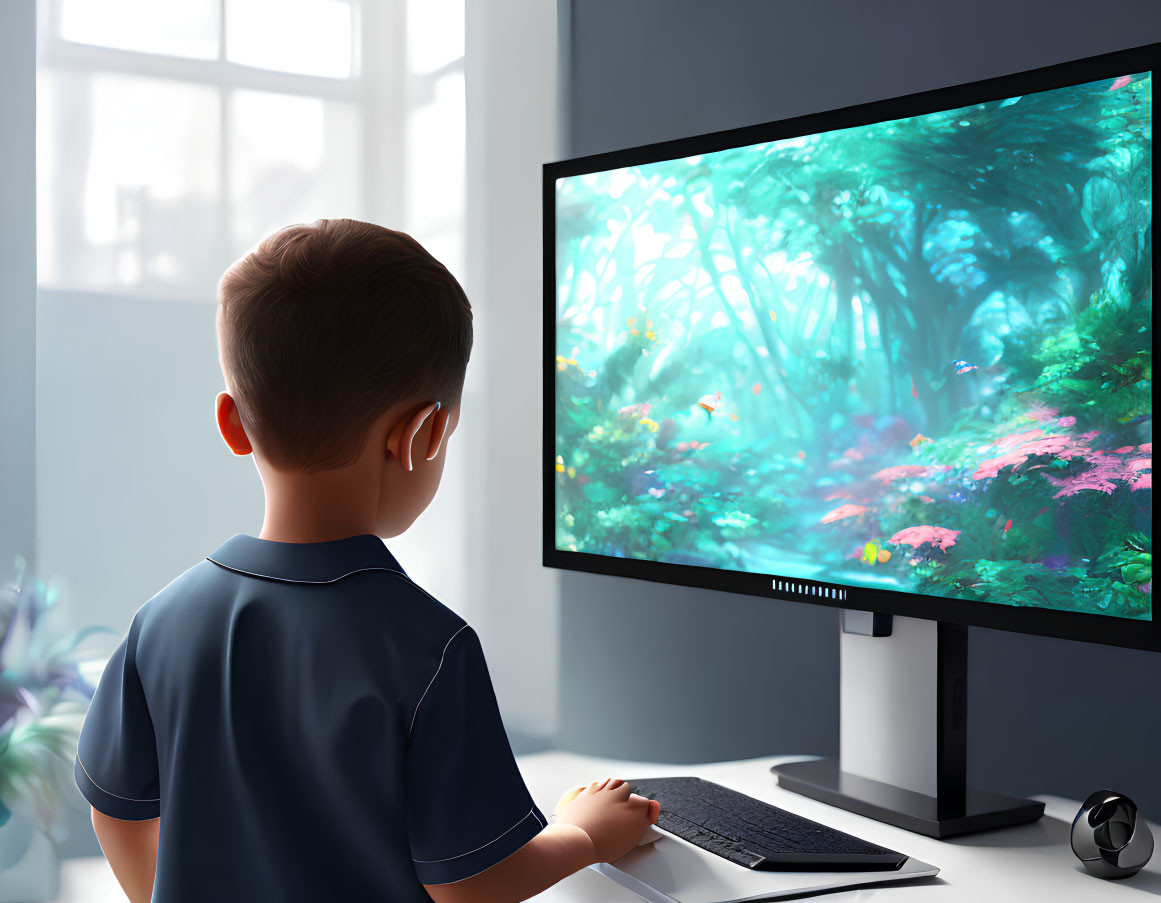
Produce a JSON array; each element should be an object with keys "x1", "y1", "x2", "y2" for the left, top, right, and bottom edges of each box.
[{"x1": 74, "y1": 219, "x2": 660, "y2": 903}]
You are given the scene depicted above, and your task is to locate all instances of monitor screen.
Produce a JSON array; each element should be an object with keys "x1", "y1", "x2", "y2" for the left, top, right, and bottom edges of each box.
[{"x1": 546, "y1": 45, "x2": 1155, "y2": 649}]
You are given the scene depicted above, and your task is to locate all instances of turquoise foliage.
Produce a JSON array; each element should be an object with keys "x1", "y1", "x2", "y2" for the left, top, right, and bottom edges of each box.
[{"x1": 0, "y1": 556, "x2": 115, "y2": 831}]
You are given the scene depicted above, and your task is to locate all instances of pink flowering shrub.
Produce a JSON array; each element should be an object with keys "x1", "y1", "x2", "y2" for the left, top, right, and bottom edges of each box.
[
  {"x1": 872, "y1": 464, "x2": 929, "y2": 483},
  {"x1": 889, "y1": 525, "x2": 962, "y2": 550},
  {"x1": 820, "y1": 503, "x2": 869, "y2": 524},
  {"x1": 973, "y1": 432, "x2": 1093, "y2": 480},
  {"x1": 617, "y1": 402, "x2": 651, "y2": 419},
  {"x1": 972, "y1": 423, "x2": 1151, "y2": 499},
  {"x1": 1040, "y1": 450, "x2": 1151, "y2": 498}
]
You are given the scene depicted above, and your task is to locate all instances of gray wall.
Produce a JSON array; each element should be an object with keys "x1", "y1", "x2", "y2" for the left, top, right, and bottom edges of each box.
[
  {"x1": 556, "y1": 0, "x2": 1161, "y2": 819},
  {"x1": 1, "y1": 0, "x2": 37, "y2": 578}
]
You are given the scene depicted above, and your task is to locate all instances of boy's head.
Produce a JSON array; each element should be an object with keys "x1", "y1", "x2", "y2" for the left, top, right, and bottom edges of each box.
[
  {"x1": 216, "y1": 218, "x2": 472, "y2": 474},
  {"x1": 214, "y1": 219, "x2": 472, "y2": 539}
]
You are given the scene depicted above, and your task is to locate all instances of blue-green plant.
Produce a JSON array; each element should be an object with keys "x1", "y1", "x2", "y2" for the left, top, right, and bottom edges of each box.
[{"x1": 0, "y1": 556, "x2": 114, "y2": 831}]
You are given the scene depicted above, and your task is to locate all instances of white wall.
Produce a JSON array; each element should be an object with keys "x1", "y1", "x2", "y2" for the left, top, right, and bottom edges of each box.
[{"x1": 463, "y1": 0, "x2": 561, "y2": 744}]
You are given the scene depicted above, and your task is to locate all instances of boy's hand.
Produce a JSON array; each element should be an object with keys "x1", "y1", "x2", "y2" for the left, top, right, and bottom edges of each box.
[{"x1": 554, "y1": 778, "x2": 662, "y2": 863}]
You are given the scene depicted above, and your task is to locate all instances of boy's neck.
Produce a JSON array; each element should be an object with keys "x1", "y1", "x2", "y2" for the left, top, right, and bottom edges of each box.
[
  {"x1": 257, "y1": 458, "x2": 381, "y2": 545},
  {"x1": 257, "y1": 524, "x2": 376, "y2": 544}
]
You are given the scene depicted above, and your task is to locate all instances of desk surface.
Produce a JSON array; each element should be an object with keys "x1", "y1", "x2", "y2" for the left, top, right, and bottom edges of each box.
[
  {"x1": 516, "y1": 751, "x2": 1161, "y2": 903},
  {"x1": 54, "y1": 751, "x2": 1161, "y2": 902}
]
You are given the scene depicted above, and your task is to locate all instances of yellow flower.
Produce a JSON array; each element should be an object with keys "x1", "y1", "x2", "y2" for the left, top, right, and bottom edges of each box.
[
  {"x1": 638, "y1": 418, "x2": 659, "y2": 431},
  {"x1": 567, "y1": 466, "x2": 576, "y2": 478},
  {"x1": 555, "y1": 454, "x2": 565, "y2": 473}
]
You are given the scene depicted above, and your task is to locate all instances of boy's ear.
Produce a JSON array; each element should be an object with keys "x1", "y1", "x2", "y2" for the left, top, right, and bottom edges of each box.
[
  {"x1": 387, "y1": 402, "x2": 443, "y2": 472},
  {"x1": 216, "y1": 392, "x2": 253, "y2": 456}
]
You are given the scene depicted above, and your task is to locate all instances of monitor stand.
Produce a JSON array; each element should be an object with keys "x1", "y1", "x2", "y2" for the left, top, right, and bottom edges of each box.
[{"x1": 771, "y1": 613, "x2": 1044, "y2": 838}]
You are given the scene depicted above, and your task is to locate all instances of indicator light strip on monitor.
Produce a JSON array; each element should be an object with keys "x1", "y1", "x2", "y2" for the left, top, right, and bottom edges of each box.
[{"x1": 773, "y1": 579, "x2": 847, "y2": 601}]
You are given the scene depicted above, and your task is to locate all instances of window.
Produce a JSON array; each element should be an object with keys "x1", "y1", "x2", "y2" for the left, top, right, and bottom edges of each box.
[
  {"x1": 34, "y1": 0, "x2": 470, "y2": 623},
  {"x1": 37, "y1": 0, "x2": 465, "y2": 300}
]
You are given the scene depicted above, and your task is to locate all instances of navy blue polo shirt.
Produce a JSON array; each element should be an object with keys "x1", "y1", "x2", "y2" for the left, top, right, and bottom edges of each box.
[{"x1": 75, "y1": 533, "x2": 546, "y2": 901}]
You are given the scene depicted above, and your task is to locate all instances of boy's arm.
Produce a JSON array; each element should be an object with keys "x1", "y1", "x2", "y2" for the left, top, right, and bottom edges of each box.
[
  {"x1": 91, "y1": 808, "x2": 160, "y2": 903},
  {"x1": 423, "y1": 822, "x2": 595, "y2": 903},
  {"x1": 423, "y1": 780, "x2": 661, "y2": 903}
]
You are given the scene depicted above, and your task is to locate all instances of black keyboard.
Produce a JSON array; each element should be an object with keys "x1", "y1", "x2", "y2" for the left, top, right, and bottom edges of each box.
[{"x1": 629, "y1": 777, "x2": 907, "y2": 872}]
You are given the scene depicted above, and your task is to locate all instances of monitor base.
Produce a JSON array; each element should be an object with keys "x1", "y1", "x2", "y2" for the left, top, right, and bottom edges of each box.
[{"x1": 772, "y1": 758, "x2": 1044, "y2": 839}]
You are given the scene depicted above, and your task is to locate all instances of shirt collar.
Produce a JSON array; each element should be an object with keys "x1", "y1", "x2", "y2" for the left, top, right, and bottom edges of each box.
[{"x1": 206, "y1": 533, "x2": 406, "y2": 584}]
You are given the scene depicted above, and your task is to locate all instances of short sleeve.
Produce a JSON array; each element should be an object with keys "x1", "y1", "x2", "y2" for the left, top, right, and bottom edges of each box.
[
  {"x1": 405, "y1": 625, "x2": 546, "y2": 885},
  {"x1": 74, "y1": 611, "x2": 160, "y2": 820}
]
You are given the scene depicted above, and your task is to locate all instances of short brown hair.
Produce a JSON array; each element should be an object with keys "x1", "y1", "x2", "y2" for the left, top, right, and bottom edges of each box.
[{"x1": 217, "y1": 219, "x2": 473, "y2": 473}]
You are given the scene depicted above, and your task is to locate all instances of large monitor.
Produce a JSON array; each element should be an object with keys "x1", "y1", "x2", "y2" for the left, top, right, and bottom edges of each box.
[{"x1": 544, "y1": 42, "x2": 1156, "y2": 836}]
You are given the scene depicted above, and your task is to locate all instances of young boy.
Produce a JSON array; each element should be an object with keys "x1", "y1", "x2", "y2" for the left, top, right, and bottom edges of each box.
[{"x1": 74, "y1": 219, "x2": 660, "y2": 903}]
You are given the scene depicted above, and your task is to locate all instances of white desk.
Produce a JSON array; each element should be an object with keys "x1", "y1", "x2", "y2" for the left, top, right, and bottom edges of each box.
[
  {"x1": 54, "y1": 751, "x2": 1161, "y2": 902},
  {"x1": 517, "y1": 751, "x2": 1161, "y2": 903}
]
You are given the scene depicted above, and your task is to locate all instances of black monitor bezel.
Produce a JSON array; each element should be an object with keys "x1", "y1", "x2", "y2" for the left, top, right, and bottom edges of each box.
[{"x1": 543, "y1": 41, "x2": 1159, "y2": 653}]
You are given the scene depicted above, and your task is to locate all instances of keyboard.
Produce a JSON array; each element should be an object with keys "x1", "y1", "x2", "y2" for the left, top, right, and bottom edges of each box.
[{"x1": 629, "y1": 777, "x2": 907, "y2": 872}]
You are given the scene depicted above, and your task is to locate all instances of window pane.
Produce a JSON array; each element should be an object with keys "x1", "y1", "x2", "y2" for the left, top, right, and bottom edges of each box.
[
  {"x1": 229, "y1": 90, "x2": 361, "y2": 255},
  {"x1": 407, "y1": 0, "x2": 463, "y2": 74},
  {"x1": 59, "y1": 0, "x2": 220, "y2": 59},
  {"x1": 37, "y1": 72, "x2": 224, "y2": 296},
  {"x1": 406, "y1": 70, "x2": 464, "y2": 239},
  {"x1": 226, "y1": 0, "x2": 354, "y2": 78}
]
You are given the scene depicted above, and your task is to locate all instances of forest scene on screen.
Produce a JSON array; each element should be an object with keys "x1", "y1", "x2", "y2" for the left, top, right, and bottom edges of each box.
[{"x1": 554, "y1": 72, "x2": 1152, "y2": 620}]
